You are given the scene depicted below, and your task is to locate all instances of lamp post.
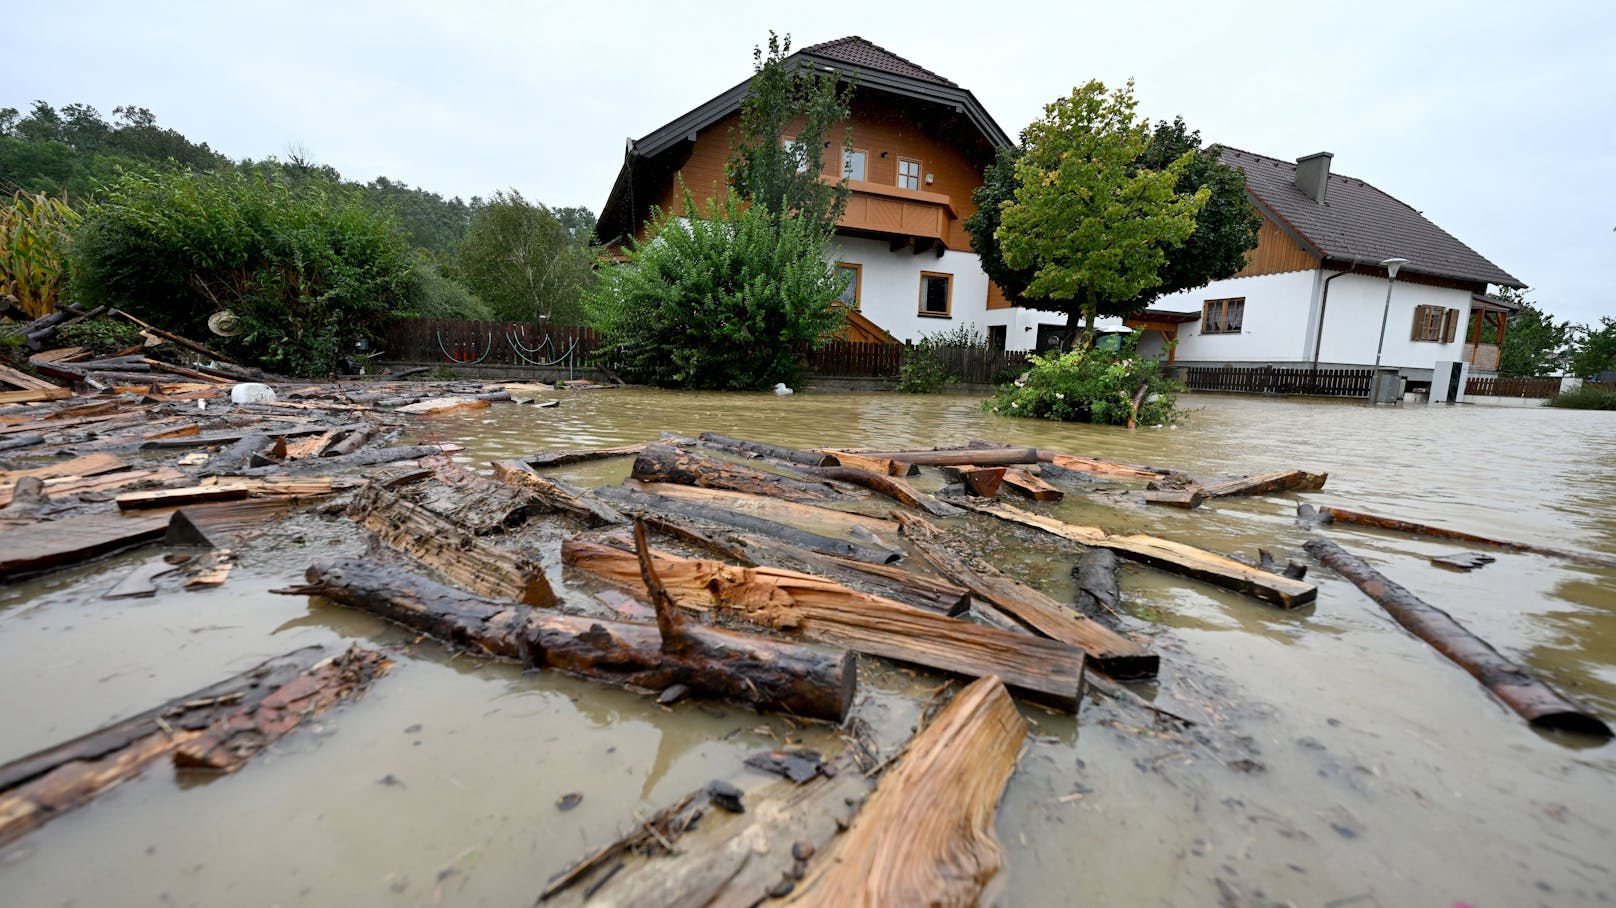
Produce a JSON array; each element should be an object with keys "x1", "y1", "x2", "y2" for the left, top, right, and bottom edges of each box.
[{"x1": 1370, "y1": 257, "x2": 1410, "y2": 404}]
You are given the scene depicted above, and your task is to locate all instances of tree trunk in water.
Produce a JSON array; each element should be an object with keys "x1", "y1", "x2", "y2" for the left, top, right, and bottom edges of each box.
[{"x1": 632, "y1": 443, "x2": 852, "y2": 502}]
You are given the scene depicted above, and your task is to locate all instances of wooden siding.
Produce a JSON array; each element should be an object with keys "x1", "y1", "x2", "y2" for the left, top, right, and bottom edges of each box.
[
  {"x1": 1232, "y1": 217, "x2": 1320, "y2": 277},
  {"x1": 647, "y1": 95, "x2": 986, "y2": 251},
  {"x1": 986, "y1": 281, "x2": 1011, "y2": 310}
]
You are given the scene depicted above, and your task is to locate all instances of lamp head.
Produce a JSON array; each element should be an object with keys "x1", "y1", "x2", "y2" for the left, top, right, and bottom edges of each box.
[{"x1": 1379, "y1": 257, "x2": 1410, "y2": 280}]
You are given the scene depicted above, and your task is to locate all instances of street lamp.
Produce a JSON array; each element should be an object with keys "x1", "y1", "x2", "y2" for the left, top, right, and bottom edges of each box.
[{"x1": 1370, "y1": 257, "x2": 1411, "y2": 404}]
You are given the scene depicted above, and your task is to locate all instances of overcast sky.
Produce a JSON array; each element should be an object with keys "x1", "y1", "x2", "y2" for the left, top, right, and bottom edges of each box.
[{"x1": 10, "y1": 0, "x2": 1614, "y2": 323}]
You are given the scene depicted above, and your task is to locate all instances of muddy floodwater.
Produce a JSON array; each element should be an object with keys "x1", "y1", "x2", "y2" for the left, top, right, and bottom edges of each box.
[{"x1": 3, "y1": 389, "x2": 1614, "y2": 907}]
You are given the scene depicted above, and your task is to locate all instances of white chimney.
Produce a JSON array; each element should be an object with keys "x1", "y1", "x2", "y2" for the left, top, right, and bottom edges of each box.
[{"x1": 1295, "y1": 152, "x2": 1333, "y2": 204}]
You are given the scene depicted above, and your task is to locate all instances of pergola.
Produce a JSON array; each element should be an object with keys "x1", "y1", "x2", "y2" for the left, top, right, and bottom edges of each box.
[
  {"x1": 1124, "y1": 309, "x2": 1202, "y2": 363},
  {"x1": 1465, "y1": 293, "x2": 1518, "y2": 370}
]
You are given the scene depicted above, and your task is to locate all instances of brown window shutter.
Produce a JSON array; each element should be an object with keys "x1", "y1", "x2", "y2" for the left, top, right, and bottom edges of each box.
[
  {"x1": 1411, "y1": 305, "x2": 1427, "y2": 341},
  {"x1": 1442, "y1": 308, "x2": 1459, "y2": 343}
]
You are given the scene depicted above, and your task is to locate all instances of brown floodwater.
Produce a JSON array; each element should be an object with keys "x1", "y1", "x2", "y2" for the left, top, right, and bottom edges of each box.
[{"x1": 2, "y1": 389, "x2": 1614, "y2": 907}]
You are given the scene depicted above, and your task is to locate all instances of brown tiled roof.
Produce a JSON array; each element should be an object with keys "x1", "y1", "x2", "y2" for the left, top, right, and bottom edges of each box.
[
  {"x1": 800, "y1": 36, "x2": 957, "y2": 87},
  {"x1": 1220, "y1": 147, "x2": 1523, "y2": 288}
]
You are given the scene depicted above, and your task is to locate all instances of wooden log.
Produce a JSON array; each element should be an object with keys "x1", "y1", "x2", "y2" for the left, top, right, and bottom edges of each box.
[
  {"x1": 413, "y1": 457, "x2": 542, "y2": 535},
  {"x1": 0, "y1": 645, "x2": 389, "y2": 847},
  {"x1": 138, "y1": 358, "x2": 233, "y2": 384},
  {"x1": 1142, "y1": 488, "x2": 1206, "y2": 509},
  {"x1": 1199, "y1": 470, "x2": 1328, "y2": 498},
  {"x1": 1000, "y1": 466, "x2": 1063, "y2": 501},
  {"x1": 208, "y1": 432, "x2": 273, "y2": 472},
  {"x1": 1041, "y1": 451, "x2": 1166, "y2": 480},
  {"x1": 819, "y1": 449, "x2": 920, "y2": 476},
  {"x1": 1303, "y1": 538, "x2": 1610, "y2": 737},
  {"x1": 0, "y1": 512, "x2": 175, "y2": 577},
  {"x1": 0, "y1": 387, "x2": 72, "y2": 405},
  {"x1": 622, "y1": 479, "x2": 899, "y2": 538},
  {"x1": 938, "y1": 464, "x2": 1006, "y2": 498},
  {"x1": 1318, "y1": 505, "x2": 1616, "y2": 568},
  {"x1": 846, "y1": 447, "x2": 1038, "y2": 467},
  {"x1": 142, "y1": 422, "x2": 367, "y2": 451},
  {"x1": 0, "y1": 364, "x2": 59, "y2": 392},
  {"x1": 488, "y1": 459, "x2": 626, "y2": 527},
  {"x1": 594, "y1": 484, "x2": 900, "y2": 565},
  {"x1": 958, "y1": 499, "x2": 1318, "y2": 609},
  {"x1": 786, "y1": 675, "x2": 1025, "y2": 907},
  {"x1": 1073, "y1": 548, "x2": 1124, "y2": 624},
  {"x1": 803, "y1": 465, "x2": 963, "y2": 517},
  {"x1": 632, "y1": 443, "x2": 851, "y2": 502},
  {"x1": 395, "y1": 396, "x2": 493, "y2": 414},
  {"x1": 696, "y1": 432, "x2": 837, "y2": 467},
  {"x1": 349, "y1": 481, "x2": 556, "y2": 606},
  {"x1": 561, "y1": 538, "x2": 1085, "y2": 708},
  {"x1": 524, "y1": 443, "x2": 648, "y2": 468},
  {"x1": 234, "y1": 443, "x2": 461, "y2": 477},
  {"x1": 284, "y1": 559, "x2": 855, "y2": 721},
  {"x1": 321, "y1": 425, "x2": 376, "y2": 458},
  {"x1": 897, "y1": 512, "x2": 1157, "y2": 679}
]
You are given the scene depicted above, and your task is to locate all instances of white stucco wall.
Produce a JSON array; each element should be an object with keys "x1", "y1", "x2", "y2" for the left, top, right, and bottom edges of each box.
[
  {"x1": 1151, "y1": 270, "x2": 1320, "y2": 363},
  {"x1": 1311, "y1": 274, "x2": 1474, "y2": 371},
  {"x1": 831, "y1": 236, "x2": 991, "y2": 343}
]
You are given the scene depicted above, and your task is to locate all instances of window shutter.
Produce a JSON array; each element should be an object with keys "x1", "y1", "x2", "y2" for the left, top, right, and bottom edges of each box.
[
  {"x1": 1410, "y1": 306, "x2": 1426, "y2": 341},
  {"x1": 1442, "y1": 308, "x2": 1459, "y2": 343}
]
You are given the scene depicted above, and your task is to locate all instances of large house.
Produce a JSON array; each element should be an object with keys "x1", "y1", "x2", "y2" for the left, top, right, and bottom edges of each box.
[
  {"x1": 1127, "y1": 148, "x2": 1524, "y2": 381},
  {"x1": 595, "y1": 36, "x2": 1010, "y2": 345}
]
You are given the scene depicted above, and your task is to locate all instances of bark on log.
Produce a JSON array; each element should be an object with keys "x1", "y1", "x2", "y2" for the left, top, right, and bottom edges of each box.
[
  {"x1": 786, "y1": 675, "x2": 1025, "y2": 907},
  {"x1": 322, "y1": 425, "x2": 376, "y2": 458},
  {"x1": 561, "y1": 538, "x2": 1085, "y2": 709},
  {"x1": 0, "y1": 645, "x2": 389, "y2": 847},
  {"x1": 414, "y1": 456, "x2": 542, "y2": 535},
  {"x1": 594, "y1": 483, "x2": 900, "y2": 565},
  {"x1": 524, "y1": 443, "x2": 649, "y2": 468},
  {"x1": 938, "y1": 464, "x2": 1006, "y2": 499},
  {"x1": 208, "y1": 432, "x2": 273, "y2": 472},
  {"x1": 632, "y1": 443, "x2": 851, "y2": 502},
  {"x1": 844, "y1": 447, "x2": 1038, "y2": 467},
  {"x1": 1199, "y1": 470, "x2": 1328, "y2": 498},
  {"x1": 235, "y1": 444, "x2": 460, "y2": 477},
  {"x1": 958, "y1": 499, "x2": 1318, "y2": 609},
  {"x1": 696, "y1": 432, "x2": 837, "y2": 467},
  {"x1": 284, "y1": 558, "x2": 854, "y2": 721},
  {"x1": 1073, "y1": 549, "x2": 1124, "y2": 624},
  {"x1": 1303, "y1": 538, "x2": 1610, "y2": 737},
  {"x1": 1318, "y1": 506, "x2": 1616, "y2": 568},
  {"x1": 349, "y1": 481, "x2": 556, "y2": 606},
  {"x1": 897, "y1": 512, "x2": 1157, "y2": 679},
  {"x1": 802, "y1": 465, "x2": 963, "y2": 517},
  {"x1": 489, "y1": 460, "x2": 626, "y2": 527},
  {"x1": 1000, "y1": 466, "x2": 1063, "y2": 501}
]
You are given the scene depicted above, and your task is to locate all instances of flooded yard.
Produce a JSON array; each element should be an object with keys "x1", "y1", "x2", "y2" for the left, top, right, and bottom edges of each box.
[{"x1": 3, "y1": 389, "x2": 1614, "y2": 906}]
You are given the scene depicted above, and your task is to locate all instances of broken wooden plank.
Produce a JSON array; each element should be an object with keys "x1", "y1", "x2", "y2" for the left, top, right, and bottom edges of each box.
[
  {"x1": 411, "y1": 456, "x2": 544, "y2": 535},
  {"x1": 633, "y1": 443, "x2": 852, "y2": 502},
  {"x1": 1000, "y1": 466, "x2": 1063, "y2": 501},
  {"x1": 490, "y1": 460, "x2": 626, "y2": 527},
  {"x1": 284, "y1": 559, "x2": 855, "y2": 721},
  {"x1": 0, "y1": 387, "x2": 72, "y2": 405},
  {"x1": 234, "y1": 443, "x2": 462, "y2": 477},
  {"x1": 897, "y1": 512, "x2": 1157, "y2": 679},
  {"x1": 115, "y1": 484, "x2": 251, "y2": 511},
  {"x1": 0, "y1": 645, "x2": 390, "y2": 847},
  {"x1": 1199, "y1": 470, "x2": 1328, "y2": 498},
  {"x1": 0, "y1": 511, "x2": 175, "y2": 577},
  {"x1": 622, "y1": 479, "x2": 900, "y2": 538},
  {"x1": 715, "y1": 533, "x2": 972, "y2": 616},
  {"x1": 103, "y1": 556, "x2": 179, "y2": 599},
  {"x1": 959, "y1": 499, "x2": 1318, "y2": 609},
  {"x1": 394, "y1": 396, "x2": 492, "y2": 414},
  {"x1": 0, "y1": 364, "x2": 59, "y2": 392},
  {"x1": 183, "y1": 547, "x2": 236, "y2": 588},
  {"x1": 939, "y1": 464, "x2": 1006, "y2": 498},
  {"x1": 0, "y1": 467, "x2": 187, "y2": 508},
  {"x1": 1041, "y1": 452, "x2": 1166, "y2": 480},
  {"x1": 523, "y1": 443, "x2": 648, "y2": 468},
  {"x1": 164, "y1": 498, "x2": 296, "y2": 546},
  {"x1": 802, "y1": 465, "x2": 963, "y2": 517},
  {"x1": 1317, "y1": 505, "x2": 1616, "y2": 568},
  {"x1": 0, "y1": 451, "x2": 129, "y2": 486},
  {"x1": 348, "y1": 481, "x2": 556, "y2": 606},
  {"x1": 561, "y1": 538, "x2": 1085, "y2": 709},
  {"x1": 1303, "y1": 538, "x2": 1610, "y2": 737},
  {"x1": 787, "y1": 675, "x2": 1025, "y2": 907},
  {"x1": 1141, "y1": 488, "x2": 1206, "y2": 509}
]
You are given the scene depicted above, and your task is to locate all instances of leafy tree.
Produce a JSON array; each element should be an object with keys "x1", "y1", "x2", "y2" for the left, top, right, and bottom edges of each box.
[
  {"x1": 552, "y1": 206, "x2": 597, "y2": 241},
  {"x1": 591, "y1": 188, "x2": 846, "y2": 390},
  {"x1": 70, "y1": 167, "x2": 419, "y2": 376},
  {"x1": 454, "y1": 190, "x2": 595, "y2": 324},
  {"x1": 1480, "y1": 287, "x2": 1574, "y2": 376},
  {"x1": 969, "y1": 99, "x2": 1250, "y2": 348},
  {"x1": 1570, "y1": 316, "x2": 1616, "y2": 379},
  {"x1": 725, "y1": 31, "x2": 854, "y2": 235}
]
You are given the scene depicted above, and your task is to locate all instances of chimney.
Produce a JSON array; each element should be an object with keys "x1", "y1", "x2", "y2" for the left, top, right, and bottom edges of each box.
[{"x1": 1295, "y1": 152, "x2": 1333, "y2": 204}]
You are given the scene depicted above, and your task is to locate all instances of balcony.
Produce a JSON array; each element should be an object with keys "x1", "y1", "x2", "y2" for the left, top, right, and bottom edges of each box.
[{"x1": 836, "y1": 180, "x2": 959, "y2": 252}]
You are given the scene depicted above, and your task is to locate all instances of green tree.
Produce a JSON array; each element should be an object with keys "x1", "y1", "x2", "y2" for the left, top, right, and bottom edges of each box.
[
  {"x1": 1570, "y1": 316, "x2": 1616, "y2": 378},
  {"x1": 454, "y1": 190, "x2": 595, "y2": 324},
  {"x1": 724, "y1": 31, "x2": 854, "y2": 235},
  {"x1": 1483, "y1": 288, "x2": 1574, "y2": 376},
  {"x1": 552, "y1": 206, "x2": 597, "y2": 241},
  {"x1": 591, "y1": 188, "x2": 846, "y2": 390},
  {"x1": 969, "y1": 101, "x2": 1248, "y2": 347}
]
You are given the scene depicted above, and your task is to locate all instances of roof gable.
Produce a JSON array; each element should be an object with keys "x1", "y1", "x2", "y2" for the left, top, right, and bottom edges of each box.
[{"x1": 1220, "y1": 147, "x2": 1523, "y2": 288}]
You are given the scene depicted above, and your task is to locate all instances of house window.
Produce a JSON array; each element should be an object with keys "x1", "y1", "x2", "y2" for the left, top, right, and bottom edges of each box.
[
  {"x1": 1202, "y1": 298, "x2": 1245, "y2": 334},
  {"x1": 835, "y1": 263, "x2": 861, "y2": 309},
  {"x1": 783, "y1": 138, "x2": 807, "y2": 173},
  {"x1": 988, "y1": 325, "x2": 1007, "y2": 351},
  {"x1": 1411, "y1": 305, "x2": 1460, "y2": 342},
  {"x1": 898, "y1": 158, "x2": 922, "y2": 190},
  {"x1": 843, "y1": 150, "x2": 866, "y2": 182},
  {"x1": 918, "y1": 271, "x2": 952, "y2": 317}
]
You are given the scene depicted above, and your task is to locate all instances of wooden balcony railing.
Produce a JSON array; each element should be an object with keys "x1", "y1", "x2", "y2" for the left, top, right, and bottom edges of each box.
[{"x1": 837, "y1": 181, "x2": 958, "y2": 247}]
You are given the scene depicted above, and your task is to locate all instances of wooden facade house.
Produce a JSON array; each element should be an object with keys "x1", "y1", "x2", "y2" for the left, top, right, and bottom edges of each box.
[
  {"x1": 594, "y1": 36, "x2": 1012, "y2": 345},
  {"x1": 1122, "y1": 148, "x2": 1525, "y2": 381}
]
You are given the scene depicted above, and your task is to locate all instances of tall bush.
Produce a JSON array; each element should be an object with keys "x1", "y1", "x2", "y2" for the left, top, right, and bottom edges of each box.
[
  {"x1": 1, "y1": 190, "x2": 80, "y2": 317},
  {"x1": 70, "y1": 168, "x2": 419, "y2": 376},
  {"x1": 986, "y1": 337, "x2": 1180, "y2": 426},
  {"x1": 590, "y1": 191, "x2": 846, "y2": 390}
]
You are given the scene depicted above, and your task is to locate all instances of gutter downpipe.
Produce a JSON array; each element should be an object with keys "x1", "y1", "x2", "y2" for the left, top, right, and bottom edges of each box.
[{"x1": 1311, "y1": 258, "x2": 1358, "y2": 369}]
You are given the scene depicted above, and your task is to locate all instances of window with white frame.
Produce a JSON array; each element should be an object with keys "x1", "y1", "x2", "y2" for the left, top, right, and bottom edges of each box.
[
  {"x1": 898, "y1": 158, "x2": 921, "y2": 190},
  {"x1": 843, "y1": 150, "x2": 866, "y2": 182}
]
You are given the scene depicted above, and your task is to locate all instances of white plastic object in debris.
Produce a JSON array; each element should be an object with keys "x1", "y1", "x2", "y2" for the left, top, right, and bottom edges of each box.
[
  {"x1": 230, "y1": 383, "x2": 277, "y2": 404},
  {"x1": 773, "y1": 383, "x2": 794, "y2": 395}
]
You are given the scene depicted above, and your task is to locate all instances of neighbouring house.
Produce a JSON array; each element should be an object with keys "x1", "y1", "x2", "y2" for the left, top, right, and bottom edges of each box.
[
  {"x1": 1119, "y1": 148, "x2": 1525, "y2": 381},
  {"x1": 594, "y1": 36, "x2": 1012, "y2": 345}
]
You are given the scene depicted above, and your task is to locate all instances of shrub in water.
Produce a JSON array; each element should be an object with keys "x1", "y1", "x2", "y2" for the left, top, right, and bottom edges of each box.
[
  {"x1": 898, "y1": 325, "x2": 988, "y2": 394},
  {"x1": 1547, "y1": 384, "x2": 1616, "y2": 410},
  {"x1": 985, "y1": 338, "x2": 1180, "y2": 426}
]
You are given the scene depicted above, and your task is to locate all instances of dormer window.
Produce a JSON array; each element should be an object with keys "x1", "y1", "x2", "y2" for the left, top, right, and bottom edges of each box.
[{"x1": 898, "y1": 159, "x2": 921, "y2": 190}]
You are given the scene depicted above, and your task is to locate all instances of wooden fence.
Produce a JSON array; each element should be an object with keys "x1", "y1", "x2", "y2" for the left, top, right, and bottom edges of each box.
[
  {"x1": 1465, "y1": 376, "x2": 1561, "y2": 398},
  {"x1": 804, "y1": 342, "x2": 1031, "y2": 383},
  {"x1": 1183, "y1": 365, "x2": 1373, "y2": 398},
  {"x1": 380, "y1": 318, "x2": 604, "y2": 366}
]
